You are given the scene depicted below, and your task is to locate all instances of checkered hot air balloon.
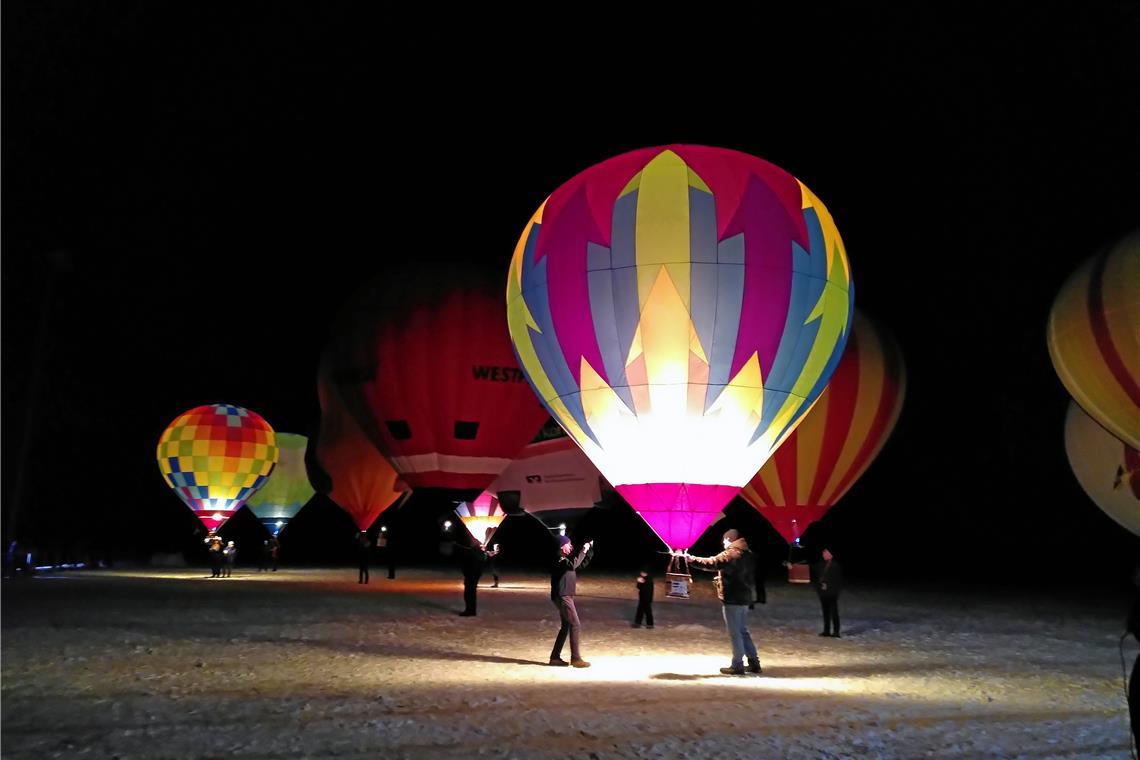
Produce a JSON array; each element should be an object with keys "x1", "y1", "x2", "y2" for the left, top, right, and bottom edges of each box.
[
  {"x1": 1048, "y1": 231, "x2": 1140, "y2": 450},
  {"x1": 740, "y1": 311, "x2": 906, "y2": 544},
  {"x1": 244, "y1": 433, "x2": 315, "y2": 536},
  {"x1": 507, "y1": 145, "x2": 854, "y2": 550},
  {"x1": 157, "y1": 404, "x2": 279, "y2": 532}
]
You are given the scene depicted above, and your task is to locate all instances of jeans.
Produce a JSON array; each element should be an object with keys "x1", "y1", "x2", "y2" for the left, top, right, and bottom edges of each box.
[{"x1": 722, "y1": 603, "x2": 757, "y2": 668}]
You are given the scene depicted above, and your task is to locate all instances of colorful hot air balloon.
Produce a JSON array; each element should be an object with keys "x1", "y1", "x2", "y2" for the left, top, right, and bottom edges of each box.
[
  {"x1": 157, "y1": 404, "x2": 279, "y2": 533},
  {"x1": 1047, "y1": 232, "x2": 1140, "y2": 449},
  {"x1": 454, "y1": 491, "x2": 507, "y2": 543},
  {"x1": 1064, "y1": 400, "x2": 1140, "y2": 536},
  {"x1": 740, "y1": 311, "x2": 905, "y2": 543},
  {"x1": 489, "y1": 429, "x2": 604, "y2": 536},
  {"x1": 244, "y1": 433, "x2": 315, "y2": 536},
  {"x1": 507, "y1": 145, "x2": 854, "y2": 550},
  {"x1": 314, "y1": 352, "x2": 409, "y2": 532},
  {"x1": 327, "y1": 265, "x2": 550, "y2": 495}
]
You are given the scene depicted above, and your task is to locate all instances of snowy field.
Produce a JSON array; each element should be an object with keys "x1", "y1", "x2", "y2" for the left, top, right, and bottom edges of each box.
[{"x1": 2, "y1": 567, "x2": 1134, "y2": 759}]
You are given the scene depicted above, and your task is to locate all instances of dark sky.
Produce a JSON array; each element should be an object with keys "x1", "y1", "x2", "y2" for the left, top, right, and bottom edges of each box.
[{"x1": 4, "y1": 3, "x2": 1139, "y2": 581}]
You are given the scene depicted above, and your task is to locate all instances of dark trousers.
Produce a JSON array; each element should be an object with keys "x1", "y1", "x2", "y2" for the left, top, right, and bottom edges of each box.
[
  {"x1": 210, "y1": 554, "x2": 222, "y2": 577},
  {"x1": 463, "y1": 571, "x2": 480, "y2": 613},
  {"x1": 820, "y1": 594, "x2": 840, "y2": 635},
  {"x1": 487, "y1": 558, "x2": 499, "y2": 586},
  {"x1": 359, "y1": 561, "x2": 369, "y2": 584},
  {"x1": 387, "y1": 553, "x2": 395, "y2": 580},
  {"x1": 551, "y1": 596, "x2": 582, "y2": 661},
  {"x1": 634, "y1": 598, "x2": 654, "y2": 626}
]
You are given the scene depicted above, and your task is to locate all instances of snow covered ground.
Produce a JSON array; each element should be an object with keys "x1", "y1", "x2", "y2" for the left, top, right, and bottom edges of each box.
[{"x1": 2, "y1": 567, "x2": 1134, "y2": 758}]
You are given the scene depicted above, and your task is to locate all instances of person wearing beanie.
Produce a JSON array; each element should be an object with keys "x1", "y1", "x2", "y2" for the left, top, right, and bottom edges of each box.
[
  {"x1": 685, "y1": 529, "x2": 761, "y2": 676},
  {"x1": 548, "y1": 535, "x2": 594, "y2": 668}
]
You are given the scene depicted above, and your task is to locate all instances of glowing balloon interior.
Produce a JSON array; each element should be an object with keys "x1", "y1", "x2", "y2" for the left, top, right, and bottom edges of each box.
[
  {"x1": 454, "y1": 491, "x2": 506, "y2": 543},
  {"x1": 157, "y1": 404, "x2": 279, "y2": 532},
  {"x1": 244, "y1": 432, "x2": 315, "y2": 536},
  {"x1": 507, "y1": 145, "x2": 854, "y2": 549}
]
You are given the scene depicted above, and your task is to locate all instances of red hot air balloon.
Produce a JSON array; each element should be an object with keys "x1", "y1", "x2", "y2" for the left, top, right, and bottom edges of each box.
[
  {"x1": 741, "y1": 312, "x2": 905, "y2": 544},
  {"x1": 328, "y1": 265, "x2": 550, "y2": 495}
]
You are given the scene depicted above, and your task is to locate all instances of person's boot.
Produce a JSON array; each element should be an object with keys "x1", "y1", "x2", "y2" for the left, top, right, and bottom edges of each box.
[
  {"x1": 571, "y1": 659, "x2": 591, "y2": 668},
  {"x1": 747, "y1": 657, "x2": 762, "y2": 674},
  {"x1": 720, "y1": 664, "x2": 745, "y2": 675},
  {"x1": 819, "y1": 630, "x2": 831, "y2": 636},
  {"x1": 458, "y1": 610, "x2": 476, "y2": 617},
  {"x1": 548, "y1": 657, "x2": 569, "y2": 666}
]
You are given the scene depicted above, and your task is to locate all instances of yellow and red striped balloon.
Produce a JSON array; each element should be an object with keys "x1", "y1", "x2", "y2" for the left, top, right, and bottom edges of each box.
[
  {"x1": 740, "y1": 312, "x2": 905, "y2": 543},
  {"x1": 1047, "y1": 232, "x2": 1140, "y2": 449}
]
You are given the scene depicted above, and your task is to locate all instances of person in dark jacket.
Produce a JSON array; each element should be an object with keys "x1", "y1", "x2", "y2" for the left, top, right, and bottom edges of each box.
[
  {"x1": 686, "y1": 529, "x2": 761, "y2": 675},
  {"x1": 456, "y1": 538, "x2": 497, "y2": 616},
  {"x1": 632, "y1": 566, "x2": 654, "y2": 628},
  {"x1": 268, "y1": 536, "x2": 280, "y2": 572},
  {"x1": 549, "y1": 535, "x2": 593, "y2": 668},
  {"x1": 356, "y1": 531, "x2": 371, "y2": 584},
  {"x1": 811, "y1": 548, "x2": 844, "y2": 637},
  {"x1": 259, "y1": 540, "x2": 271, "y2": 572},
  {"x1": 205, "y1": 534, "x2": 224, "y2": 578}
]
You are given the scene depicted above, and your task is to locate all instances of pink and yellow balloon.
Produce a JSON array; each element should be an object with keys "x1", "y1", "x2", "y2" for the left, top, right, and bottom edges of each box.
[{"x1": 507, "y1": 145, "x2": 854, "y2": 549}]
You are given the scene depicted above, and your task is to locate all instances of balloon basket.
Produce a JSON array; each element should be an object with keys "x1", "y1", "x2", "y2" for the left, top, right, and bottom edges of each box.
[
  {"x1": 787, "y1": 562, "x2": 810, "y2": 584},
  {"x1": 665, "y1": 554, "x2": 692, "y2": 599}
]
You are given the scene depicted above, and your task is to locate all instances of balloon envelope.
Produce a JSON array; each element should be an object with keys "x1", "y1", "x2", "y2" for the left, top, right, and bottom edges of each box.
[
  {"x1": 1048, "y1": 232, "x2": 1140, "y2": 449},
  {"x1": 244, "y1": 433, "x2": 315, "y2": 535},
  {"x1": 741, "y1": 311, "x2": 905, "y2": 543},
  {"x1": 157, "y1": 404, "x2": 279, "y2": 532},
  {"x1": 315, "y1": 352, "x2": 408, "y2": 532},
  {"x1": 490, "y1": 431, "x2": 604, "y2": 535},
  {"x1": 455, "y1": 491, "x2": 506, "y2": 543},
  {"x1": 1065, "y1": 400, "x2": 1140, "y2": 537},
  {"x1": 507, "y1": 145, "x2": 854, "y2": 549},
  {"x1": 327, "y1": 266, "x2": 550, "y2": 495}
]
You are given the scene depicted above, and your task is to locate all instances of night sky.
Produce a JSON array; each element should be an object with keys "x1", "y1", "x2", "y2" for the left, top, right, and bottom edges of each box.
[{"x1": 4, "y1": 3, "x2": 1138, "y2": 583}]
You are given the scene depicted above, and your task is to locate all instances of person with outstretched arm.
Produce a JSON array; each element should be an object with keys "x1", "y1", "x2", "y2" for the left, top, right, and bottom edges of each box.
[{"x1": 548, "y1": 536, "x2": 594, "y2": 668}]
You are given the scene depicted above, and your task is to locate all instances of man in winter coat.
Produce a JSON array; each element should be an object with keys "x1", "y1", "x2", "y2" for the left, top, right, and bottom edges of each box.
[
  {"x1": 811, "y1": 548, "x2": 844, "y2": 637},
  {"x1": 686, "y1": 529, "x2": 761, "y2": 675},
  {"x1": 548, "y1": 535, "x2": 593, "y2": 668}
]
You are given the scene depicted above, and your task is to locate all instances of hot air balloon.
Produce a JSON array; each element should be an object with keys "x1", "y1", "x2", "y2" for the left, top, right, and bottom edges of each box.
[
  {"x1": 741, "y1": 311, "x2": 905, "y2": 546},
  {"x1": 157, "y1": 404, "x2": 279, "y2": 533},
  {"x1": 507, "y1": 145, "x2": 854, "y2": 551},
  {"x1": 489, "y1": 426, "x2": 604, "y2": 537},
  {"x1": 1047, "y1": 231, "x2": 1140, "y2": 449},
  {"x1": 327, "y1": 265, "x2": 550, "y2": 496},
  {"x1": 1065, "y1": 400, "x2": 1140, "y2": 536},
  {"x1": 454, "y1": 491, "x2": 507, "y2": 544},
  {"x1": 314, "y1": 352, "x2": 408, "y2": 532},
  {"x1": 244, "y1": 433, "x2": 315, "y2": 536}
]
